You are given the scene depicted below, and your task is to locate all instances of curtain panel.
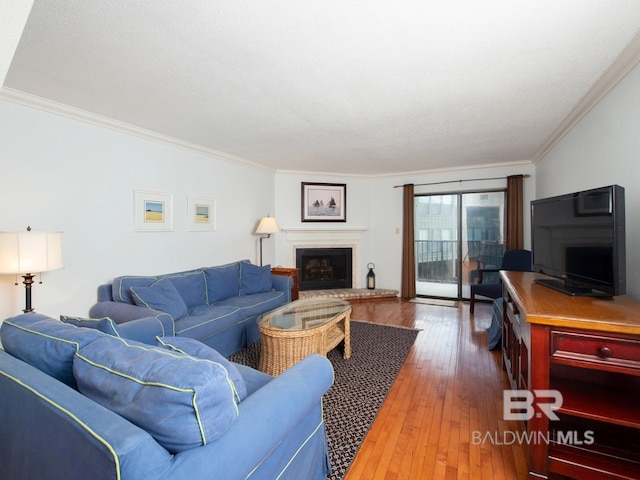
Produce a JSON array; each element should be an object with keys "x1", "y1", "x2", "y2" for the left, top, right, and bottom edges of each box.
[
  {"x1": 401, "y1": 184, "x2": 416, "y2": 299},
  {"x1": 506, "y1": 175, "x2": 524, "y2": 250}
]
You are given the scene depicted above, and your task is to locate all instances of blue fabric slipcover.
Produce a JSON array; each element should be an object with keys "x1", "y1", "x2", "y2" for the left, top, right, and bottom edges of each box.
[
  {"x1": 1, "y1": 313, "x2": 104, "y2": 389},
  {"x1": 89, "y1": 260, "x2": 293, "y2": 357},
  {"x1": 130, "y1": 278, "x2": 189, "y2": 320},
  {"x1": 60, "y1": 315, "x2": 121, "y2": 336},
  {"x1": 156, "y1": 335, "x2": 248, "y2": 401},
  {"x1": 239, "y1": 262, "x2": 273, "y2": 294},
  {"x1": 74, "y1": 336, "x2": 239, "y2": 453},
  {"x1": 60, "y1": 313, "x2": 169, "y2": 345},
  {"x1": 487, "y1": 297, "x2": 503, "y2": 350},
  {"x1": 0, "y1": 312, "x2": 333, "y2": 480}
]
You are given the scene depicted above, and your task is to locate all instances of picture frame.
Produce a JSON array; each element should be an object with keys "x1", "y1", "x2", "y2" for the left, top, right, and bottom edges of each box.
[
  {"x1": 574, "y1": 189, "x2": 612, "y2": 216},
  {"x1": 133, "y1": 190, "x2": 173, "y2": 231},
  {"x1": 187, "y1": 196, "x2": 217, "y2": 231},
  {"x1": 301, "y1": 182, "x2": 347, "y2": 222}
]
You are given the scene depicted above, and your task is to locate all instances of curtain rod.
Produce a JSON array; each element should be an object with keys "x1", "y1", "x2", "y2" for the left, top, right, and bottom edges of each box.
[{"x1": 392, "y1": 174, "x2": 530, "y2": 188}]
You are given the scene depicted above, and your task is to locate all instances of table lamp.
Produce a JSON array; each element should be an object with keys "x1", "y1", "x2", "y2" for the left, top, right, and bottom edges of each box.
[{"x1": 0, "y1": 226, "x2": 64, "y2": 312}]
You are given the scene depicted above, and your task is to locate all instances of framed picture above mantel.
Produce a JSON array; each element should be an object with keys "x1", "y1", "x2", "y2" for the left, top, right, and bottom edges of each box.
[{"x1": 301, "y1": 182, "x2": 346, "y2": 222}]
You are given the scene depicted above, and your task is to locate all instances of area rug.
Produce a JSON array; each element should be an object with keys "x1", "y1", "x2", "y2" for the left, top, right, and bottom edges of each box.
[{"x1": 229, "y1": 320, "x2": 419, "y2": 480}]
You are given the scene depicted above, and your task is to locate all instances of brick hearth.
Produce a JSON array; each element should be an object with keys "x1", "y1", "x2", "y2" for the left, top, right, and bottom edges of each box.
[{"x1": 298, "y1": 288, "x2": 399, "y2": 301}]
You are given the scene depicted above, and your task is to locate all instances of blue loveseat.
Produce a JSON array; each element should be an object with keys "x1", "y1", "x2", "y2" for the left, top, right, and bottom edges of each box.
[
  {"x1": 0, "y1": 312, "x2": 334, "y2": 480},
  {"x1": 89, "y1": 260, "x2": 292, "y2": 357}
]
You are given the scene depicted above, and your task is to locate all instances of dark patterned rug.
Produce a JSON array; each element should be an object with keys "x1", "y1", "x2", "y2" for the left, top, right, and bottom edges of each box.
[{"x1": 229, "y1": 320, "x2": 419, "y2": 480}]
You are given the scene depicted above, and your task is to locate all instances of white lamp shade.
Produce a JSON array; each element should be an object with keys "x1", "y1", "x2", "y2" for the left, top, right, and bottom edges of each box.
[
  {"x1": 255, "y1": 217, "x2": 281, "y2": 235},
  {"x1": 0, "y1": 231, "x2": 64, "y2": 274}
]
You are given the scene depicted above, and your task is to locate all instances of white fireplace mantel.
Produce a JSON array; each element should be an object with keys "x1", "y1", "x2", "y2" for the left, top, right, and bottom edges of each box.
[{"x1": 282, "y1": 227, "x2": 367, "y2": 288}]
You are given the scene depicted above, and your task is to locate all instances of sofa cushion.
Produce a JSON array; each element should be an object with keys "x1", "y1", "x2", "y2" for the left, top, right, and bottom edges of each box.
[
  {"x1": 156, "y1": 336, "x2": 247, "y2": 402},
  {"x1": 131, "y1": 279, "x2": 189, "y2": 320},
  {"x1": 163, "y1": 270, "x2": 207, "y2": 308},
  {"x1": 60, "y1": 315, "x2": 121, "y2": 337},
  {"x1": 217, "y1": 291, "x2": 287, "y2": 318},
  {"x1": 73, "y1": 336, "x2": 239, "y2": 454},
  {"x1": 240, "y1": 262, "x2": 273, "y2": 295},
  {"x1": 0, "y1": 313, "x2": 104, "y2": 389},
  {"x1": 204, "y1": 262, "x2": 241, "y2": 302},
  {"x1": 174, "y1": 305, "x2": 244, "y2": 340},
  {"x1": 112, "y1": 276, "x2": 157, "y2": 304}
]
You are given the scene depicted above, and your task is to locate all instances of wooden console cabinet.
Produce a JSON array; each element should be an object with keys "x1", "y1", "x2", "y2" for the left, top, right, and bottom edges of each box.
[
  {"x1": 500, "y1": 271, "x2": 640, "y2": 480},
  {"x1": 271, "y1": 267, "x2": 299, "y2": 300}
]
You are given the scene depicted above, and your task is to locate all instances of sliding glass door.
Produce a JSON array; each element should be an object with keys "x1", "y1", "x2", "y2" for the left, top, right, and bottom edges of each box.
[
  {"x1": 414, "y1": 194, "x2": 460, "y2": 298},
  {"x1": 415, "y1": 191, "x2": 506, "y2": 299}
]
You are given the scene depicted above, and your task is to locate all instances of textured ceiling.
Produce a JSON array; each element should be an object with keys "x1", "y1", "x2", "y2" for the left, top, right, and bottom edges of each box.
[{"x1": 3, "y1": 1, "x2": 640, "y2": 175}]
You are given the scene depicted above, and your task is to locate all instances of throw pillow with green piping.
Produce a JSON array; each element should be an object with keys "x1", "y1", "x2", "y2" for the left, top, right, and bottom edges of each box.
[
  {"x1": 60, "y1": 315, "x2": 121, "y2": 336},
  {"x1": 239, "y1": 261, "x2": 273, "y2": 295},
  {"x1": 156, "y1": 336, "x2": 247, "y2": 402},
  {"x1": 73, "y1": 336, "x2": 239, "y2": 453},
  {"x1": 130, "y1": 278, "x2": 188, "y2": 320}
]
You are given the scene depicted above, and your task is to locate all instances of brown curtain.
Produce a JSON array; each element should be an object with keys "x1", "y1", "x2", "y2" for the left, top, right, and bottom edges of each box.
[
  {"x1": 401, "y1": 184, "x2": 416, "y2": 299},
  {"x1": 506, "y1": 175, "x2": 524, "y2": 250}
]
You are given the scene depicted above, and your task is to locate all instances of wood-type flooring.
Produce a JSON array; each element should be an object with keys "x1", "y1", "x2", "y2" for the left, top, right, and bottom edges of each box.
[{"x1": 343, "y1": 298, "x2": 528, "y2": 480}]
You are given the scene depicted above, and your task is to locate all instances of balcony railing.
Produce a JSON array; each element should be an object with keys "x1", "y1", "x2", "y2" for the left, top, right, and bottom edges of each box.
[
  {"x1": 415, "y1": 240, "x2": 457, "y2": 283},
  {"x1": 415, "y1": 240, "x2": 504, "y2": 283}
]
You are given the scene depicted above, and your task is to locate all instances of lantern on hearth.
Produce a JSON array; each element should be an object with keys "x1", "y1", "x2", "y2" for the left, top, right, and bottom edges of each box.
[{"x1": 366, "y1": 263, "x2": 375, "y2": 289}]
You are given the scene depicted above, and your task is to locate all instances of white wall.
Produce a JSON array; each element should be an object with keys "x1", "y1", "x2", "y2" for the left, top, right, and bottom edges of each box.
[
  {"x1": 0, "y1": 99, "x2": 276, "y2": 321},
  {"x1": 274, "y1": 164, "x2": 536, "y2": 291},
  {"x1": 536, "y1": 62, "x2": 640, "y2": 299}
]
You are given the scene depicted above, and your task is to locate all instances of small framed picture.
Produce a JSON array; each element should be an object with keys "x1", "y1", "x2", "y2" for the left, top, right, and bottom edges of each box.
[
  {"x1": 301, "y1": 182, "x2": 347, "y2": 222},
  {"x1": 134, "y1": 190, "x2": 173, "y2": 231},
  {"x1": 187, "y1": 196, "x2": 217, "y2": 231},
  {"x1": 574, "y1": 189, "x2": 612, "y2": 216}
]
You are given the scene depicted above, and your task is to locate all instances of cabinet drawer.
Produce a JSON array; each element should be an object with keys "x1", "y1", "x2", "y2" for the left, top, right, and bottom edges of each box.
[
  {"x1": 505, "y1": 298, "x2": 520, "y2": 323},
  {"x1": 551, "y1": 331, "x2": 640, "y2": 371}
]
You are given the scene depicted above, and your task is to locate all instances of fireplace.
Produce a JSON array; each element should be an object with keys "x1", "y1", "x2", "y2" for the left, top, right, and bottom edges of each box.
[{"x1": 296, "y1": 247, "x2": 353, "y2": 291}]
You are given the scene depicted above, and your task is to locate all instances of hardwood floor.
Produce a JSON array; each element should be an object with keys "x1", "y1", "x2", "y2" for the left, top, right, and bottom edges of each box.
[{"x1": 344, "y1": 298, "x2": 529, "y2": 480}]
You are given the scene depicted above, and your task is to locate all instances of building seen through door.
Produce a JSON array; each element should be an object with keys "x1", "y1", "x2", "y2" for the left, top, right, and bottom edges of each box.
[{"x1": 415, "y1": 191, "x2": 506, "y2": 299}]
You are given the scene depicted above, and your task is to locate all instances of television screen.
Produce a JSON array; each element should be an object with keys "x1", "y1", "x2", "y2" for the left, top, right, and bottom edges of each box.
[{"x1": 531, "y1": 185, "x2": 625, "y2": 297}]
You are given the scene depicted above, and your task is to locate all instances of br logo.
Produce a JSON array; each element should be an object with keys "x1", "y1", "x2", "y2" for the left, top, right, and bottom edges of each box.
[{"x1": 503, "y1": 390, "x2": 563, "y2": 421}]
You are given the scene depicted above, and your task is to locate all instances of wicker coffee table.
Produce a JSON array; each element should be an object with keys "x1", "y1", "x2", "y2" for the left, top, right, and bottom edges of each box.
[{"x1": 257, "y1": 298, "x2": 352, "y2": 375}]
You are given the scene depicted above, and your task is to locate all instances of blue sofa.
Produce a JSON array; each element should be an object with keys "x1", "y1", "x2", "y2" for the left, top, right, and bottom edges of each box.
[
  {"x1": 89, "y1": 260, "x2": 292, "y2": 357},
  {"x1": 0, "y1": 312, "x2": 334, "y2": 480}
]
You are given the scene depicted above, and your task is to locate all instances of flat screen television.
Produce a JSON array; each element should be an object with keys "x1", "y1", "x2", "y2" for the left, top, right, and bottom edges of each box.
[{"x1": 530, "y1": 184, "x2": 626, "y2": 297}]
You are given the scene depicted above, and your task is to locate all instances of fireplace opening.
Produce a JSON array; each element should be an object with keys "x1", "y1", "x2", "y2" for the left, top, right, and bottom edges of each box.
[{"x1": 296, "y1": 248, "x2": 353, "y2": 291}]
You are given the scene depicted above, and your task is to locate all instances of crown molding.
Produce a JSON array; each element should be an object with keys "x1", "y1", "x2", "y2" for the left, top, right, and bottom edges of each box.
[
  {"x1": 276, "y1": 159, "x2": 534, "y2": 179},
  {"x1": 532, "y1": 32, "x2": 640, "y2": 163},
  {"x1": 0, "y1": 87, "x2": 275, "y2": 174}
]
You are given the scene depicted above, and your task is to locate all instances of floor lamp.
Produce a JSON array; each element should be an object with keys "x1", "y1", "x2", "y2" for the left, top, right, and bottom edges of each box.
[
  {"x1": 255, "y1": 216, "x2": 281, "y2": 266},
  {"x1": 0, "y1": 226, "x2": 64, "y2": 313}
]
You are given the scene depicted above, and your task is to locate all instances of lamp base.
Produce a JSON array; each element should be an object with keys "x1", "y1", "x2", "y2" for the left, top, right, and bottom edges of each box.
[
  {"x1": 259, "y1": 234, "x2": 271, "y2": 266},
  {"x1": 21, "y1": 273, "x2": 35, "y2": 313}
]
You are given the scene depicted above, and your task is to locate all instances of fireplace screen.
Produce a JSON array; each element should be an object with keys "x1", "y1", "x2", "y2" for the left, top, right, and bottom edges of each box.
[{"x1": 296, "y1": 248, "x2": 353, "y2": 291}]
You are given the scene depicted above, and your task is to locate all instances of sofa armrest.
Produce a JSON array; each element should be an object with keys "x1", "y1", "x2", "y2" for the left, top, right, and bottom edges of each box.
[
  {"x1": 116, "y1": 316, "x2": 168, "y2": 344},
  {"x1": 164, "y1": 354, "x2": 334, "y2": 479},
  {"x1": 89, "y1": 301, "x2": 175, "y2": 336},
  {"x1": 271, "y1": 275, "x2": 293, "y2": 303},
  {"x1": 96, "y1": 284, "x2": 113, "y2": 302}
]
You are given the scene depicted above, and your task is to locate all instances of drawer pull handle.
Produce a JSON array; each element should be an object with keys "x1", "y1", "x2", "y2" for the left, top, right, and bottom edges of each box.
[{"x1": 598, "y1": 346, "x2": 613, "y2": 358}]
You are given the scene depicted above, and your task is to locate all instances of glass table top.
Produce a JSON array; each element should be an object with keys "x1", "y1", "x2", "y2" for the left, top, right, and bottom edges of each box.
[{"x1": 258, "y1": 297, "x2": 351, "y2": 332}]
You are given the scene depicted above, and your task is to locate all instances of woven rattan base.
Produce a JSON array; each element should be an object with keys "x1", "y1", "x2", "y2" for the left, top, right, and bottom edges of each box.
[{"x1": 258, "y1": 298, "x2": 352, "y2": 376}]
